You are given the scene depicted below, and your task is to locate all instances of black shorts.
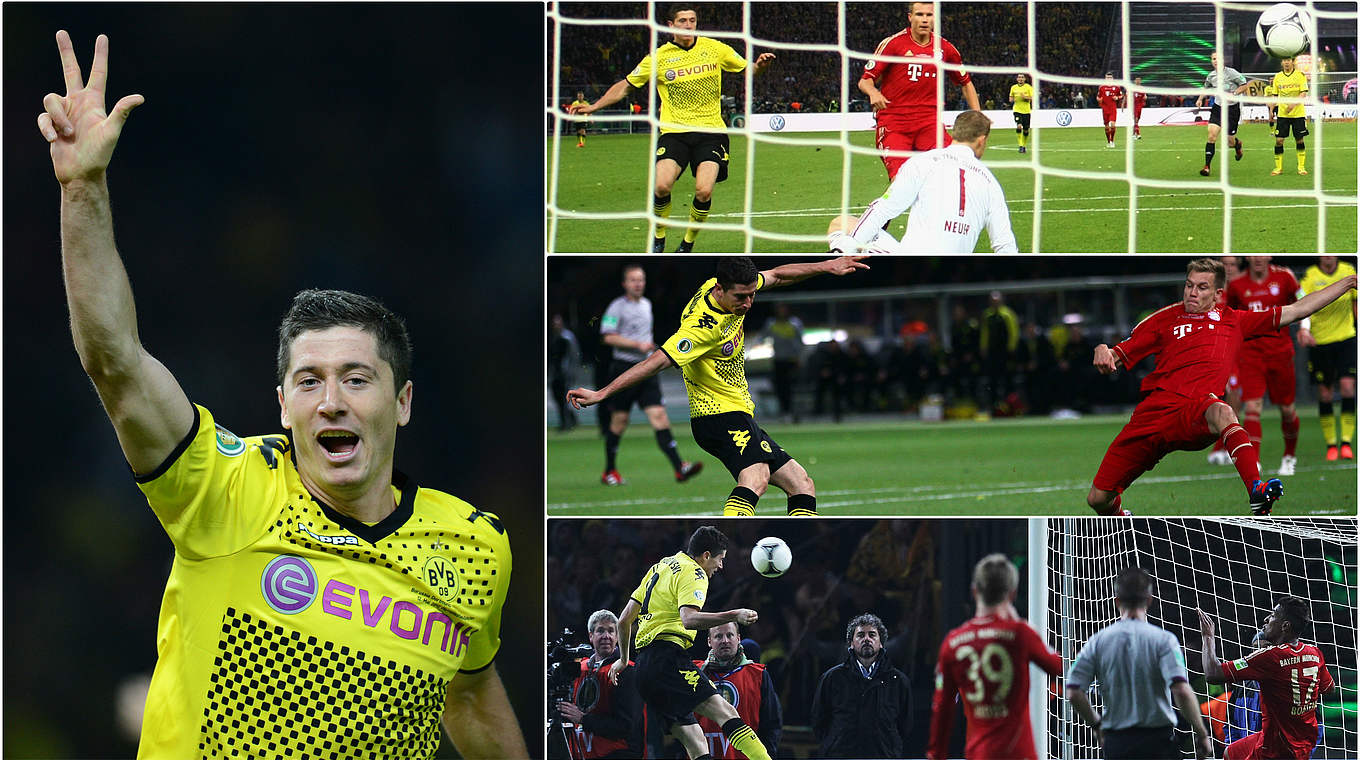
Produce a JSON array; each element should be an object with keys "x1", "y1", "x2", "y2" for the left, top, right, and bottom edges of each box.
[
  {"x1": 607, "y1": 359, "x2": 664, "y2": 411},
  {"x1": 656, "y1": 132, "x2": 731, "y2": 183},
  {"x1": 1102, "y1": 726, "x2": 1179, "y2": 760},
  {"x1": 691, "y1": 411, "x2": 792, "y2": 479},
  {"x1": 1207, "y1": 103, "x2": 1240, "y2": 135},
  {"x1": 1275, "y1": 116, "x2": 1309, "y2": 140},
  {"x1": 634, "y1": 640, "x2": 716, "y2": 727},
  {"x1": 1014, "y1": 112, "x2": 1030, "y2": 129},
  {"x1": 1308, "y1": 337, "x2": 1358, "y2": 386},
  {"x1": 574, "y1": 120, "x2": 588, "y2": 133}
]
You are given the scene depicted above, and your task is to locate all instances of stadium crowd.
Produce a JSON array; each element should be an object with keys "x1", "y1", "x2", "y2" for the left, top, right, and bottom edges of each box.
[{"x1": 553, "y1": 3, "x2": 1117, "y2": 115}]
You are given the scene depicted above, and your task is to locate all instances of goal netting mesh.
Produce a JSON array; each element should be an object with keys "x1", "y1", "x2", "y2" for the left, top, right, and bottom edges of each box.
[
  {"x1": 546, "y1": 2, "x2": 1358, "y2": 253},
  {"x1": 1046, "y1": 517, "x2": 1357, "y2": 760}
]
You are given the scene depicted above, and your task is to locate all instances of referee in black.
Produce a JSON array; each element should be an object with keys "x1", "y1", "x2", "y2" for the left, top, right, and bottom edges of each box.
[{"x1": 1064, "y1": 568, "x2": 1212, "y2": 760}]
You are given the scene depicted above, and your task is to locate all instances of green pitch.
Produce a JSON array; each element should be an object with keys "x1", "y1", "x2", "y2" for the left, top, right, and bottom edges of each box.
[
  {"x1": 547, "y1": 412, "x2": 1357, "y2": 515},
  {"x1": 546, "y1": 123, "x2": 1357, "y2": 253}
]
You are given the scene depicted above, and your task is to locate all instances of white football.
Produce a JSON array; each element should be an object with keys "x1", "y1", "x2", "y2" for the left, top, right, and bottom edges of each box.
[
  {"x1": 751, "y1": 537, "x2": 792, "y2": 578},
  {"x1": 1256, "y1": 3, "x2": 1311, "y2": 58}
]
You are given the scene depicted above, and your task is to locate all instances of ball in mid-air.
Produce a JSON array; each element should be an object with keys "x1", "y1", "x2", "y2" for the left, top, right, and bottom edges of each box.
[
  {"x1": 1256, "y1": 3, "x2": 1311, "y2": 58},
  {"x1": 751, "y1": 537, "x2": 792, "y2": 578}
]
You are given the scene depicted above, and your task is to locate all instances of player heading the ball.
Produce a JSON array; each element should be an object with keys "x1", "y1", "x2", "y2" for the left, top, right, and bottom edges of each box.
[
  {"x1": 1087, "y1": 258, "x2": 1357, "y2": 516},
  {"x1": 613, "y1": 526, "x2": 772, "y2": 760},
  {"x1": 570, "y1": 6, "x2": 775, "y2": 253},
  {"x1": 568, "y1": 256, "x2": 869, "y2": 517},
  {"x1": 829, "y1": 111, "x2": 1018, "y2": 254}
]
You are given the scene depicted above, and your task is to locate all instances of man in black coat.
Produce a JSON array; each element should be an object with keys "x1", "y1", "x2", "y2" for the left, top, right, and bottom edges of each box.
[{"x1": 810, "y1": 613, "x2": 912, "y2": 759}]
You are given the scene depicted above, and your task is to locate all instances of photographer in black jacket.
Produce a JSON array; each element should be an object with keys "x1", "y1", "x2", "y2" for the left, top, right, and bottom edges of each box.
[
  {"x1": 556, "y1": 610, "x2": 643, "y2": 759},
  {"x1": 810, "y1": 613, "x2": 913, "y2": 759}
]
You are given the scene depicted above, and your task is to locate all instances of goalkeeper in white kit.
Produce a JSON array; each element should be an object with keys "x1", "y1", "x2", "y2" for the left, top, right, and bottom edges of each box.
[{"x1": 829, "y1": 111, "x2": 1018, "y2": 254}]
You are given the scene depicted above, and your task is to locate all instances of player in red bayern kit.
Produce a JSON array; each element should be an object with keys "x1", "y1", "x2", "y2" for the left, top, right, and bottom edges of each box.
[
  {"x1": 1208, "y1": 257, "x2": 1247, "y2": 466},
  {"x1": 1087, "y1": 258, "x2": 1357, "y2": 515},
  {"x1": 1227, "y1": 257, "x2": 1302, "y2": 477},
  {"x1": 1198, "y1": 598, "x2": 1335, "y2": 760},
  {"x1": 1131, "y1": 75, "x2": 1147, "y2": 140},
  {"x1": 859, "y1": 1, "x2": 980, "y2": 180},
  {"x1": 1098, "y1": 72, "x2": 1125, "y2": 148},
  {"x1": 928, "y1": 554, "x2": 1062, "y2": 760}
]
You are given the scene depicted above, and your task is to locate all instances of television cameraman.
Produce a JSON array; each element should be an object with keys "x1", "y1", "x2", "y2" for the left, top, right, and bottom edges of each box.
[{"x1": 555, "y1": 610, "x2": 643, "y2": 759}]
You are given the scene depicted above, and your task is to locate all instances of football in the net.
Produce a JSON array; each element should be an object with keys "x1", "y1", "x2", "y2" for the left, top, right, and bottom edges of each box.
[
  {"x1": 751, "y1": 537, "x2": 792, "y2": 578},
  {"x1": 1256, "y1": 3, "x2": 1311, "y2": 58}
]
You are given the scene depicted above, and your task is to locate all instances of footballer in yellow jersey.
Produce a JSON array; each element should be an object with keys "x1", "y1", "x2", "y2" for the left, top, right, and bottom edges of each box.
[
  {"x1": 568, "y1": 257, "x2": 869, "y2": 516},
  {"x1": 570, "y1": 90, "x2": 590, "y2": 147},
  {"x1": 1298, "y1": 257, "x2": 1358, "y2": 459},
  {"x1": 40, "y1": 33, "x2": 526, "y2": 759},
  {"x1": 1008, "y1": 73, "x2": 1034, "y2": 153},
  {"x1": 612, "y1": 526, "x2": 770, "y2": 760},
  {"x1": 568, "y1": 7, "x2": 776, "y2": 252},
  {"x1": 1271, "y1": 57, "x2": 1310, "y2": 175}
]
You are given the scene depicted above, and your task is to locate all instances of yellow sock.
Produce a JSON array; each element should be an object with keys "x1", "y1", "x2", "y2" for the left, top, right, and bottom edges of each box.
[
  {"x1": 1321, "y1": 412, "x2": 1338, "y2": 446},
  {"x1": 725, "y1": 724, "x2": 772, "y2": 760},
  {"x1": 1017, "y1": 132, "x2": 1025, "y2": 148},
  {"x1": 722, "y1": 501, "x2": 755, "y2": 517},
  {"x1": 1274, "y1": 152, "x2": 1283, "y2": 172},
  {"x1": 1343, "y1": 411, "x2": 1355, "y2": 443},
  {"x1": 653, "y1": 194, "x2": 672, "y2": 239},
  {"x1": 1297, "y1": 146, "x2": 1306, "y2": 171},
  {"x1": 684, "y1": 197, "x2": 711, "y2": 244}
]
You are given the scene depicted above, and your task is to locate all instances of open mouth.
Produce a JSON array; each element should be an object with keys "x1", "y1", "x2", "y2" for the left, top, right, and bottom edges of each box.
[{"x1": 317, "y1": 430, "x2": 360, "y2": 461}]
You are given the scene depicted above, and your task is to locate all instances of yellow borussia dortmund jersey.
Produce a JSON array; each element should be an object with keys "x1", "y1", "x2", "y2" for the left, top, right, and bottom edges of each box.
[
  {"x1": 135, "y1": 404, "x2": 511, "y2": 759},
  {"x1": 1272, "y1": 69, "x2": 1308, "y2": 118},
  {"x1": 661, "y1": 274, "x2": 765, "y2": 418},
  {"x1": 626, "y1": 37, "x2": 747, "y2": 133},
  {"x1": 1009, "y1": 83, "x2": 1034, "y2": 114},
  {"x1": 570, "y1": 98, "x2": 590, "y2": 119},
  {"x1": 1300, "y1": 262, "x2": 1357, "y2": 344},
  {"x1": 630, "y1": 551, "x2": 708, "y2": 649}
]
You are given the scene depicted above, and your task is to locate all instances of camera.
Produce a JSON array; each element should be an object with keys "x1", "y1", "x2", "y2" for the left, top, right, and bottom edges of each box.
[{"x1": 548, "y1": 628, "x2": 595, "y2": 706}]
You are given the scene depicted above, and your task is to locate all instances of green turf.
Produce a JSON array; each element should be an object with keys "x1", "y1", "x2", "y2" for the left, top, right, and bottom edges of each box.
[
  {"x1": 547, "y1": 412, "x2": 1357, "y2": 515},
  {"x1": 546, "y1": 123, "x2": 1357, "y2": 253}
]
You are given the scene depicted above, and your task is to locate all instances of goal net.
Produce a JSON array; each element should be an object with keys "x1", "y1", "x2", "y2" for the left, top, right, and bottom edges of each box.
[
  {"x1": 1045, "y1": 517, "x2": 1357, "y2": 760},
  {"x1": 546, "y1": 2, "x2": 1358, "y2": 253}
]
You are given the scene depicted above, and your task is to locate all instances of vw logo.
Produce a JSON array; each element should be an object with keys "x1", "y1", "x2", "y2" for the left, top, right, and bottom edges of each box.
[
  {"x1": 1056, "y1": 111, "x2": 1073, "y2": 127},
  {"x1": 769, "y1": 114, "x2": 786, "y2": 131}
]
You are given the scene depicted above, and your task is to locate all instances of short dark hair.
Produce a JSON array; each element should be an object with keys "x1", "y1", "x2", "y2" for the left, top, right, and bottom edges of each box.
[
  {"x1": 972, "y1": 553, "x2": 1018, "y2": 605},
  {"x1": 276, "y1": 289, "x2": 412, "y2": 392},
  {"x1": 1187, "y1": 258, "x2": 1227, "y2": 290},
  {"x1": 715, "y1": 257, "x2": 759, "y2": 289},
  {"x1": 1275, "y1": 596, "x2": 1311, "y2": 638},
  {"x1": 622, "y1": 263, "x2": 645, "y2": 278},
  {"x1": 1114, "y1": 566, "x2": 1154, "y2": 607},
  {"x1": 688, "y1": 525, "x2": 729, "y2": 558},
  {"x1": 667, "y1": 4, "x2": 695, "y2": 21},
  {"x1": 845, "y1": 612, "x2": 887, "y2": 645}
]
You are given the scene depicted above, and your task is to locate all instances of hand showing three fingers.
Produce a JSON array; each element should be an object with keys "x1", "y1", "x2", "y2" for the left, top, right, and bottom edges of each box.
[{"x1": 37, "y1": 31, "x2": 144, "y2": 185}]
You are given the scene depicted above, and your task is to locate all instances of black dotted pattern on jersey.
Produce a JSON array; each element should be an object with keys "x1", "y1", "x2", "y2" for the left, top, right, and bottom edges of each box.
[
  {"x1": 199, "y1": 609, "x2": 447, "y2": 759},
  {"x1": 687, "y1": 313, "x2": 752, "y2": 417},
  {"x1": 655, "y1": 41, "x2": 727, "y2": 128}
]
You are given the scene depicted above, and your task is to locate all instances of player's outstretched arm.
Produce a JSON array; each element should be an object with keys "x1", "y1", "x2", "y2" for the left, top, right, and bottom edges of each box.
[
  {"x1": 440, "y1": 665, "x2": 530, "y2": 759},
  {"x1": 1196, "y1": 608, "x2": 1228, "y2": 684},
  {"x1": 678, "y1": 606, "x2": 757, "y2": 630},
  {"x1": 752, "y1": 52, "x2": 777, "y2": 73},
  {"x1": 571, "y1": 79, "x2": 634, "y2": 115},
  {"x1": 39, "y1": 31, "x2": 193, "y2": 476},
  {"x1": 567, "y1": 350, "x2": 671, "y2": 409},
  {"x1": 760, "y1": 257, "x2": 870, "y2": 289},
  {"x1": 1280, "y1": 275, "x2": 1358, "y2": 326}
]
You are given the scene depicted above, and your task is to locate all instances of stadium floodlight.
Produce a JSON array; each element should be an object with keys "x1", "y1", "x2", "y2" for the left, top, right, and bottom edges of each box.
[{"x1": 1043, "y1": 517, "x2": 1356, "y2": 760}]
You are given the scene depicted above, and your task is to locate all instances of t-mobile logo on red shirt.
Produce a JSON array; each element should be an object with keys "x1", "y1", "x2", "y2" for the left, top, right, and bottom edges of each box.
[
  {"x1": 1173, "y1": 324, "x2": 1194, "y2": 339},
  {"x1": 907, "y1": 62, "x2": 924, "y2": 80}
]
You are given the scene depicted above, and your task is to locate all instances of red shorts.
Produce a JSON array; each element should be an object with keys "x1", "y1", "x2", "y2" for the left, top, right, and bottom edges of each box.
[
  {"x1": 1133, "y1": 104, "x2": 1143, "y2": 121},
  {"x1": 1093, "y1": 390, "x2": 1222, "y2": 492},
  {"x1": 1226, "y1": 363, "x2": 1241, "y2": 393},
  {"x1": 1101, "y1": 106, "x2": 1118, "y2": 124},
  {"x1": 1226, "y1": 731, "x2": 1311, "y2": 760},
  {"x1": 1239, "y1": 350, "x2": 1297, "y2": 405},
  {"x1": 876, "y1": 123, "x2": 952, "y2": 179}
]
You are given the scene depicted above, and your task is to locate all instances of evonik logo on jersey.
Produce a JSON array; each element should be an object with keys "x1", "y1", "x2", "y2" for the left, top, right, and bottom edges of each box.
[{"x1": 260, "y1": 554, "x2": 473, "y2": 657}]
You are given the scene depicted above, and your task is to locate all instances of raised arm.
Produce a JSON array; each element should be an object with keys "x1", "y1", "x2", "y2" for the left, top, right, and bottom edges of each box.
[
  {"x1": 39, "y1": 31, "x2": 193, "y2": 476},
  {"x1": 1196, "y1": 608, "x2": 1228, "y2": 684},
  {"x1": 440, "y1": 666, "x2": 530, "y2": 759},
  {"x1": 570, "y1": 78, "x2": 635, "y2": 115},
  {"x1": 1280, "y1": 275, "x2": 1358, "y2": 326},
  {"x1": 678, "y1": 605, "x2": 758, "y2": 630},
  {"x1": 567, "y1": 349, "x2": 671, "y2": 409},
  {"x1": 609, "y1": 598, "x2": 641, "y2": 685},
  {"x1": 760, "y1": 256, "x2": 870, "y2": 289}
]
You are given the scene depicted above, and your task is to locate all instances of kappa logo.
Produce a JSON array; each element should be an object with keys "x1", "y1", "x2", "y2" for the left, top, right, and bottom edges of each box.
[
  {"x1": 298, "y1": 522, "x2": 360, "y2": 546},
  {"x1": 683, "y1": 669, "x2": 702, "y2": 690},
  {"x1": 695, "y1": 314, "x2": 718, "y2": 330},
  {"x1": 729, "y1": 429, "x2": 751, "y2": 453}
]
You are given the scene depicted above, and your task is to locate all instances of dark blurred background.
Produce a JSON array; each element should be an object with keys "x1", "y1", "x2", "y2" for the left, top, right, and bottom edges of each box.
[{"x1": 5, "y1": 4, "x2": 543, "y2": 757}]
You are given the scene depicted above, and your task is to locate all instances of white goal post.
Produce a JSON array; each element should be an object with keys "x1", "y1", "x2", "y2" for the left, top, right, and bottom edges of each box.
[{"x1": 1037, "y1": 517, "x2": 1357, "y2": 760}]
